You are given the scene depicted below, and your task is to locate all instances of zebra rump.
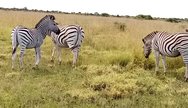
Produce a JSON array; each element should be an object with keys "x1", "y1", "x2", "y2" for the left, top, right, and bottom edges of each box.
[
  {"x1": 50, "y1": 25, "x2": 85, "y2": 66},
  {"x1": 51, "y1": 25, "x2": 84, "y2": 49}
]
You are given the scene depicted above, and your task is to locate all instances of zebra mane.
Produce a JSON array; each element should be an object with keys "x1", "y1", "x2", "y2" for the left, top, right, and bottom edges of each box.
[
  {"x1": 35, "y1": 15, "x2": 55, "y2": 28},
  {"x1": 142, "y1": 31, "x2": 159, "y2": 43}
]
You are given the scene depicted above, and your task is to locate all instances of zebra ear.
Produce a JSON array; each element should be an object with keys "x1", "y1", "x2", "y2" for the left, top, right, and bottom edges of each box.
[
  {"x1": 154, "y1": 31, "x2": 159, "y2": 34},
  {"x1": 50, "y1": 15, "x2": 55, "y2": 20},
  {"x1": 46, "y1": 15, "x2": 55, "y2": 20},
  {"x1": 142, "y1": 39, "x2": 145, "y2": 43}
]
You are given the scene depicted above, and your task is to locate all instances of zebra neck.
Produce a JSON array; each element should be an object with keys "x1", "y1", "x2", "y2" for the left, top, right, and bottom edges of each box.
[
  {"x1": 37, "y1": 26, "x2": 48, "y2": 39},
  {"x1": 146, "y1": 34, "x2": 155, "y2": 43}
]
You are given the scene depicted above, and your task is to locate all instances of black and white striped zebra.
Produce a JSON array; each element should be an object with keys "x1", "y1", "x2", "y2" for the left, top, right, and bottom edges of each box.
[
  {"x1": 11, "y1": 15, "x2": 60, "y2": 69},
  {"x1": 142, "y1": 31, "x2": 188, "y2": 81},
  {"x1": 50, "y1": 25, "x2": 84, "y2": 66}
]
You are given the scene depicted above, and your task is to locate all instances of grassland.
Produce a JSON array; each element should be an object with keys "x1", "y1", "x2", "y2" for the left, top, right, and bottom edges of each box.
[{"x1": 0, "y1": 10, "x2": 188, "y2": 108}]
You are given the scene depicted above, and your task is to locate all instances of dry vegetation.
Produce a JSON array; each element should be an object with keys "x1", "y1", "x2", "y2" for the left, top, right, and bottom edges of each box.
[{"x1": 0, "y1": 10, "x2": 188, "y2": 107}]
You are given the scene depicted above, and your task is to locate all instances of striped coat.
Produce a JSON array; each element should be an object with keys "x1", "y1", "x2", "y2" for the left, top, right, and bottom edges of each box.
[
  {"x1": 11, "y1": 15, "x2": 60, "y2": 69},
  {"x1": 50, "y1": 25, "x2": 84, "y2": 66},
  {"x1": 142, "y1": 31, "x2": 188, "y2": 81}
]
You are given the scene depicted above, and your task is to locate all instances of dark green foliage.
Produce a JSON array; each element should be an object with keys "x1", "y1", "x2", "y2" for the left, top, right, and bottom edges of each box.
[
  {"x1": 136, "y1": 14, "x2": 153, "y2": 20},
  {"x1": 166, "y1": 18, "x2": 181, "y2": 23},
  {"x1": 101, "y1": 13, "x2": 110, "y2": 17},
  {"x1": 94, "y1": 12, "x2": 100, "y2": 16}
]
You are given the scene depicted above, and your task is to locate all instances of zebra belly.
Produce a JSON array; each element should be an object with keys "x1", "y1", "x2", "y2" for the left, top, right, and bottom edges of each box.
[
  {"x1": 163, "y1": 51, "x2": 180, "y2": 57},
  {"x1": 26, "y1": 44, "x2": 37, "y2": 49},
  {"x1": 57, "y1": 42, "x2": 69, "y2": 48}
]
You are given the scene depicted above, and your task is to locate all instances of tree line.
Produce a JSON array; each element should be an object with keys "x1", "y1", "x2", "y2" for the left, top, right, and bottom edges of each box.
[{"x1": 0, "y1": 7, "x2": 188, "y2": 23}]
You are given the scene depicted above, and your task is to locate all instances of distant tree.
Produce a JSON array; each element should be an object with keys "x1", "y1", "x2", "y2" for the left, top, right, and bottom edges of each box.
[
  {"x1": 94, "y1": 12, "x2": 99, "y2": 16},
  {"x1": 166, "y1": 18, "x2": 181, "y2": 23},
  {"x1": 71, "y1": 12, "x2": 75, "y2": 14},
  {"x1": 101, "y1": 13, "x2": 110, "y2": 17},
  {"x1": 77, "y1": 12, "x2": 82, "y2": 15},
  {"x1": 23, "y1": 7, "x2": 28, "y2": 10},
  {"x1": 136, "y1": 14, "x2": 153, "y2": 20},
  {"x1": 125, "y1": 15, "x2": 130, "y2": 18}
]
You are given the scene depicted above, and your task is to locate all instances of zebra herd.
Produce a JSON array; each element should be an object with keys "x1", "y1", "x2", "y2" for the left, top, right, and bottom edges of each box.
[
  {"x1": 11, "y1": 15, "x2": 188, "y2": 81},
  {"x1": 11, "y1": 15, "x2": 84, "y2": 69}
]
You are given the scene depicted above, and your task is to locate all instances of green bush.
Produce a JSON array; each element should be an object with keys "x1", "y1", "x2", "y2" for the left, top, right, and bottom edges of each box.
[
  {"x1": 166, "y1": 18, "x2": 181, "y2": 23},
  {"x1": 101, "y1": 13, "x2": 110, "y2": 17},
  {"x1": 135, "y1": 14, "x2": 153, "y2": 20}
]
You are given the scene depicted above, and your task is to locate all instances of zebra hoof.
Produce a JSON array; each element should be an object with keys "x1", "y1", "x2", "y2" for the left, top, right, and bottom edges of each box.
[
  {"x1": 164, "y1": 72, "x2": 167, "y2": 75},
  {"x1": 72, "y1": 64, "x2": 76, "y2": 68},
  {"x1": 185, "y1": 78, "x2": 188, "y2": 82},
  {"x1": 12, "y1": 67, "x2": 15, "y2": 70},
  {"x1": 19, "y1": 68, "x2": 23, "y2": 71},
  {"x1": 58, "y1": 61, "x2": 61, "y2": 65},
  {"x1": 19, "y1": 66, "x2": 23, "y2": 71},
  {"x1": 32, "y1": 65, "x2": 39, "y2": 70},
  {"x1": 51, "y1": 59, "x2": 54, "y2": 63}
]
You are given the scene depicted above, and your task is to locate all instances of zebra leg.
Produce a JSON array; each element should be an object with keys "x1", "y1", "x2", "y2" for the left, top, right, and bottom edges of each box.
[
  {"x1": 19, "y1": 46, "x2": 26, "y2": 69},
  {"x1": 12, "y1": 45, "x2": 18, "y2": 69},
  {"x1": 72, "y1": 48, "x2": 79, "y2": 67},
  {"x1": 57, "y1": 46, "x2": 62, "y2": 65},
  {"x1": 154, "y1": 50, "x2": 160, "y2": 72},
  {"x1": 161, "y1": 55, "x2": 167, "y2": 73},
  {"x1": 185, "y1": 64, "x2": 188, "y2": 82},
  {"x1": 180, "y1": 51, "x2": 188, "y2": 81},
  {"x1": 35, "y1": 47, "x2": 41, "y2": 67},
  {"x1": 51, "y1": 46, "x2": 56, "y2": 63}
]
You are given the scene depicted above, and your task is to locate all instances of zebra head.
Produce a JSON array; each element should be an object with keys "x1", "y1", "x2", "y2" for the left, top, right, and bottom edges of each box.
[
  {"x1": 142, "y1": 31, "x2": 158, "y2": 58},
  {"x1": 35, "y1": 15, "x2": 60, "y2": 36}
]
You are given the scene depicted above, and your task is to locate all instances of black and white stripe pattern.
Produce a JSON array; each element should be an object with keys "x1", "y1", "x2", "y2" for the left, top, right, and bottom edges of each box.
[
  {"x1": 50, "y1": 25, "x2": 84, "y2": 66},
  {"x1": 11, "y1": 15, "x2": 60, "y2": 69},
  {"x1": 142, "y1": 31, "x2": 188, "y2": 81}
]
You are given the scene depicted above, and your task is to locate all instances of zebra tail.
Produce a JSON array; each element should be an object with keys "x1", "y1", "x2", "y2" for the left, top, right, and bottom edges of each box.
[
  {"x1": 77, "y1": 26, "x2": 83, "y2": 44},
  {"x1": 11, "y1": 26, "x2": 19, "y2": 55}
]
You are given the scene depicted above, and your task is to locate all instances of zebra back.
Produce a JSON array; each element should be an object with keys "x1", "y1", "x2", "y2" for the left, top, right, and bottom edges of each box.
[
  {"x1": 35, "y1": 15, "x2": 55, "y2": 28},
  {"x1": 53, "y1": 25, "x2": 84, "y2": 49}
]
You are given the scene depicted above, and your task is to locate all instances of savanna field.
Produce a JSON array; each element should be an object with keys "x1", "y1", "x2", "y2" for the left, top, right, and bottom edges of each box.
[{"x1": 1, "y1": 9, "x2": 188, "y2": 108}]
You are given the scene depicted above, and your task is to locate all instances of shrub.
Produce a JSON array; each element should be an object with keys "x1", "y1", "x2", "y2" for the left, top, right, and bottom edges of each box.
[
  {"x1": 114, "y1": 22, "x2": 126, "y2": 31},
  {"x1": 166, "y1": 18, "x2": 181, "y2": 23},
  {"x1": 135, "y1": 14, "x2": 153, "y2": 20},
  {"x1": 101, "y1": 13, "x2": 110, "y2": 17}
]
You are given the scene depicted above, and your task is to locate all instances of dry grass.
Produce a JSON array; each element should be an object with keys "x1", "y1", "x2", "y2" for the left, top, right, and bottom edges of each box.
[{"x1": 0, "y1": 9, "x2": 188, "y2": 107}]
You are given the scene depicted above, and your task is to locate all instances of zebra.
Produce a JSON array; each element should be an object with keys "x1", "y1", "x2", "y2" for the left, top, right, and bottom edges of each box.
[
  {"x1": 11, "y1": 15, "x2": 60, "y2": 69},
  {"x1": 50, "y1": 25, "x2": 84, "y2": 66},
  {"x1": 142, "y1": 31, "x2": 188, "y2": 81}
]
